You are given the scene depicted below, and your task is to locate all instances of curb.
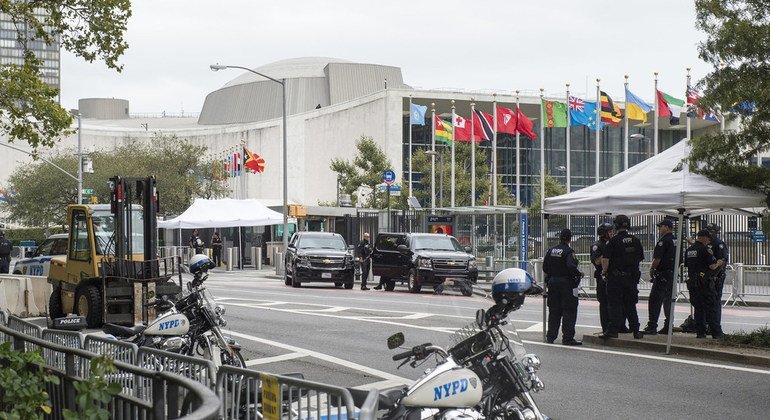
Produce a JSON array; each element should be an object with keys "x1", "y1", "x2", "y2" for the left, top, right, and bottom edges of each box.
[{"x1": 582, "y1": 334, "x2": 770, "y2": 368}]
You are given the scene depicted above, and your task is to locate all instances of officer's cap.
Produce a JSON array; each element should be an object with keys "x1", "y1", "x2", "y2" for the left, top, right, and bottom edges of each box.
[
  {"x1": 696, "y1": 229, "x2": 712, "y2": 238},
  {"x1": 559, "y1": 228, "x2": 572, "y2": 242},
  {"x1": 656, "y1": 220, "x2": 673, "y2": 229}
]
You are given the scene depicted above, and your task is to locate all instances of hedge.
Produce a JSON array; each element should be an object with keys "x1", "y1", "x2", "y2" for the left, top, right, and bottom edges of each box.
[{"x1": 3, "y1": 227, "x2": 66, "y2": 246}]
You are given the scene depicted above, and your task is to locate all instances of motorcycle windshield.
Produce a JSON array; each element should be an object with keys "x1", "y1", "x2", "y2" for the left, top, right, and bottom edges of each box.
[{"x1": 450, "y1": 319, "x2": 528, "y2": 363}]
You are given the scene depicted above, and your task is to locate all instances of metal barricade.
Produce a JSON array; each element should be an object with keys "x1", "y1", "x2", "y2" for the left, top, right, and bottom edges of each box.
[
  {"x1": 7, "y1": 315, "x2": 43, "y2": 352},
  {"x1": 41, "y1": 329, "x2": 84, "y2": 372},
  {"x1": 737, "y1": 264, "x2": 770, "y2": 297},
  {"x1": 0, "y1": 309, "x2": 7, "y2": 326},
  {"x1": 84, "y1": 334, "x2": 138, "y2": 365},
  {"x1": 137, "y1": 347, "x2": 218, "y2": 390},
  {"x1": 216, "y1": 366, "x2": 376, "y2": 420}
]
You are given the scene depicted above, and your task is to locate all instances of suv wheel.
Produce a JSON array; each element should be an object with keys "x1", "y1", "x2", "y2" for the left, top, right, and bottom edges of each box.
[
  {"x1": 461, "y1": 285, "x2": 474, "y2": 297},
  {"x1": 407, "y1": 269, "x2": 422, "y2": 293},
  {"x1": 384, "y1": 279, "x2": 396, "y2": 291},
  {"x1": 292, "y1": 269, "x2": 301, "y2": 288},
  {"x1": 284, "y1": 262, "x2": 292, "y2": 286}
]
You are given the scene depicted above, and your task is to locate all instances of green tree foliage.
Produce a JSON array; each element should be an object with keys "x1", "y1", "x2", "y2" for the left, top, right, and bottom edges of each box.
[
  {"x1": 411, "y1": 142, "x2": 515, "y2": 208},
  {"x1": 63, "y1": 356, "x2": 121, "y2": 420},
  {"x1": 2, "y1": 134, "x2": 229, "y2": 227},
  {"x1": 330, "y1": 135, "x2": 403, "y2": 208},
  {"x1": 0, "y1": 342, "x2": 59, "y2": 419},
  {"x1": 0, "y1": 0, "x2": 131, "y2": 152},
  {"x1": 688, "y1": 0, "x2": 770, "y2": 205},
  {"x1": 530, "y1": 172, "x2": 568, "y2": 215}
]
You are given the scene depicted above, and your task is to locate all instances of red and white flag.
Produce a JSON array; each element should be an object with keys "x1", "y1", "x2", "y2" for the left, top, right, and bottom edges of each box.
[{"x1": 495, "y1": 105, "x2": 518, "y2": 134}]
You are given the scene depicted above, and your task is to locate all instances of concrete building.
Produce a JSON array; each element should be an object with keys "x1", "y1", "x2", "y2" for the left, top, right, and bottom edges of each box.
[
  {"x1": 0, "y1": 57, "x2": 726, "y2": 211},
  {"x1": 0, "y1": 7, "x2": 60, "y2": 95}
]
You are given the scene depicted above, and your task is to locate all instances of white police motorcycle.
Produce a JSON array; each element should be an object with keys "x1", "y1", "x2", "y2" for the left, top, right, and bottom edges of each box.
[
  {"x1": 102, "y1": 254, "x2": 245, "y2": 368},
  {"x1": 346, "y1": 268, "x2": 549, "y2": 420}
]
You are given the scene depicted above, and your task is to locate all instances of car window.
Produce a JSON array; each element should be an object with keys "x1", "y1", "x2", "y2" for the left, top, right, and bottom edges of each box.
[
  {"x1": 70, "y1": 210, "x2": 91, "y2": 261},
  {"x1": 375, "y1": 235, "x2": 402, "y2": 251},
  {"x1": 34, "y1": 239, "x2": 55, "y2": 257},
  {"x1": 413, "y1": 236, "x2": 463, "y2": 252},
  {"x1": 297, "y1": 235, "x2": 346, "y2": 250},
  {"x1": 51, "y1": 239, "x2": 69, "y2": 255}
]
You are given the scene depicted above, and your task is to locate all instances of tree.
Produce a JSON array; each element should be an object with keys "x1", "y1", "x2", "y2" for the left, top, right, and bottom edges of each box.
[
  {"x1": 411, "y1": 142, "x2": 516, "y2": 208},
  {"x1": 1, "y1": 134, "x2": 229, "y2": 227},
  {"x1": 688, "y1": 0, "x2": 770, "y2": 205},
  {"x1": 330, "y1": 135, "x2": 403, "y2": 208},
  {"x1": 0, "y1": 0, "x2": 131, "y2": 151},
  {"x1": 530, "y1": 173, "x2": 568, "y2": 215}
]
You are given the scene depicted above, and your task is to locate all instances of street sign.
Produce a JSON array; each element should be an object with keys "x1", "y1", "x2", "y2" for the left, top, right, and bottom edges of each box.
[
  {"x1": 383, "y1": 170, "x2": 396, "y2": 186},
  {"x1": 82, "y1": 188, "x2": 94, "y2": 195},
  {"x1": 752, "y1": 230, "x2": 766, "y2": 243},
  {"x1": 377, "y1": 184, "x2": 401, "y2": 196}
]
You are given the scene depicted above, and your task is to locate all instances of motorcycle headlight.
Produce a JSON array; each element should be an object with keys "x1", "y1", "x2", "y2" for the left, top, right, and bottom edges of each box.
[
  {"x1": 468, "y1": 259, "x2": 477, "y2": 269},
  {"x1": 522, "y1": 353, "x2": 541, "y2": 371},
  {"x1": 419, "y1": 258, "x2": 432, "y2": 269},
  {"x1": 215, "y1": 305, "x2": 226, "y2": 316}
]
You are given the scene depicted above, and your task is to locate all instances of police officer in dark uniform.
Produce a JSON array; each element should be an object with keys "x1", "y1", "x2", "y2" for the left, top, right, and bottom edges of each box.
[
  {"x1": 642, "y1": 219, "x2": 677, "y2": 335},
  {"x1": 599, "y1": 215, "x2": 645, "y2": 339},
  {"x1": 543, "y1": 229, "x2": 583, "y2": 346},
  {"x1": 685, "y1": 229, "x2": 723, "y2": 338},
  {"x1": 357, "y1": 232, "x2": 372, "y2": 290},
  {"x1": 592, "y1": 223, "x2": 614, "y2": 333},
  {"x1": 0, "y1": 230, "x2": 11, "y2": 274},
  {"x1": 706, "y1": 223, "x2": 728, "y2": 325}
]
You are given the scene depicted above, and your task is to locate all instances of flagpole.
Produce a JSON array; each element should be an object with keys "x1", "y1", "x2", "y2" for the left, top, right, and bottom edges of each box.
[
  {"x1": 539, "y1": 88, "x2": 545, "y2": 213},
  {"x1": 431, "y1": 103, "x2": 436, "y2": 212},
  {"x1": 241, "y1": 139, "x2": 246, "y2": 199},
  {"x1": 451, "y1": 100, "x2": 456, "y2": 208},
  {"x1": 595, "y1": 79, "x2": 601, "y2": 184},
  {"x1": 471, "y1": 98, "x2": 476, "y2": 207},
  {"x1": 492, "y1": 93, "x2": 498, "y2": 206},
  {"x1": 654, "y1": 72, "x2": 659, "y2": 156},
  {"x1": 686, "y1": 67, "x2": 692, "y2": 141},
  {"x1": 515, "y1": 91, "x2": 521, "y2": 207},
  {"x1": 566, "y1": 83, "x2": 571, "y2": 193},
  {"x1": 624, "y1": 75, "x2": 630, "y2": 170},
  {"x1": 408, "y1": 95, "x2": 413, "y2": 201}
]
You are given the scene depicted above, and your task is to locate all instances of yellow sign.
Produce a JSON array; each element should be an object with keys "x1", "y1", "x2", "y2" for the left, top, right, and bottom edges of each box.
[{"x1": 260, "y1": 373, "x2": 280, "y2": 420}]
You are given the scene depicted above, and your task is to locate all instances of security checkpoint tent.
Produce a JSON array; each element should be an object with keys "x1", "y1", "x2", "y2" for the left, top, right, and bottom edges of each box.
[
  {"x1": 158, "y1": 198, "x2": 286, "y2": 229},
  {"x1": 543, "y1": 139, "x2": 766, "y2": 353}
]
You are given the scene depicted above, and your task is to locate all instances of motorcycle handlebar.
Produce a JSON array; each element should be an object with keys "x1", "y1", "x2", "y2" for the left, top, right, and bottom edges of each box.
[
  {"x1": 392, "y1": 350, "x2": 414, "y2": 361},
  {"x1": 392, "y1": 343, "x2": 436, "y2": 361}
]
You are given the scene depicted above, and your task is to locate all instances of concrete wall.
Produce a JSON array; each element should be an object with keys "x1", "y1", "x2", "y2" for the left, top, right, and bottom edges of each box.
[
  {"x1": 0, "y1": 275, "x2": 52, "y2": 317},
  {"x1": 79, "y1": 98, "x2": 130, "y2": 120}
]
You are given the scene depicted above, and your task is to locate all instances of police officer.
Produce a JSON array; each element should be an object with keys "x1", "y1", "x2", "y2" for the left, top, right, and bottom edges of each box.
[
  {"x1": 706, "y1": 223, "x2": 728, "y2": 325},
  {"x1": 592, "y1": 223, "x2": 614, "y2": 333},
  {"x1": 543, "y1": 229, "x2": 583, "y2": 346},
  {"x1": 642, "y1": 219, "x2": 677, "y2": 335},
  {"x1": 685, "y1": 229, "x2": 723, "y2": 338},
  {"x1": 0, "y1": 230, "x2": 11, "y2": 274},
  {"x1": 357, "y1": 232, "x2": 372, "y2": 290},
  {"x1": 600, "y1": 215, "x2": 645, "y2": 339}
]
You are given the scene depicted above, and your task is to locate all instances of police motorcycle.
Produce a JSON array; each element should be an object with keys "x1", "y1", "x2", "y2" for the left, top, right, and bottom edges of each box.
[
  {"x1": 102, "y1": 254, "x2": 245, "y2": 368},
  {"x1": 346, "y1": 268, "x2": 548, "y2": 420}
]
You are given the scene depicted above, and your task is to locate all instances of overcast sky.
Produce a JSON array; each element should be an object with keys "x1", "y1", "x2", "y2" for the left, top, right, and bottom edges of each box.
[{"x1": 60, "y1": 0, "x2": 712, "y2": 115}]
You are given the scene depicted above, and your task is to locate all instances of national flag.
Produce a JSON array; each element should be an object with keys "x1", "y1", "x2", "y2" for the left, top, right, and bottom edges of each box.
[
  {"x1": 410, "y1": 103, "x2": 427, "y2": 126},
  {"x1": 703, "y1": 112, "x2": 720, "y2": 122},
  {"x1": 570, "y1": 100, "x2": 603, "y2": 131},
  {"x1": 234, "y1": 151, "x2": 242, "y2": 176},
  {"x1": 243, "y1": 146, "x2": 266, "y2": 173},
  {"x1": 541, "y1": 99, "x2": 567, "y2": 128},
  {"x1": 434, "y1": 116, "x2": 453, "y2": 144},
  {"x1": 624, "y1": 88, "x2": 652, "y2": 123},
  {"x1": 516, "y1": 106, "x2": 537, "y2": 139},
  {"x1": 686, "y1": 86, "x2": 704, "y2": 119},
  {"x1": 454, "y1": 115, "x2": 472, "y2": 141},
  {"x1": 473, "y1": 109, "x2": 493, "y2": 141},
  {"x1": 657, "y1": 90, "x2": 684, "y2": 124},
  {"x1": 225, "y1": 155, "x2": 232, "y2": 177},
  {"x1": 495, "y1": 105, "x2": 518, "y2": 134},
  {"x1": 600, "y1": 91, "x2": 623, "y2": 126}
]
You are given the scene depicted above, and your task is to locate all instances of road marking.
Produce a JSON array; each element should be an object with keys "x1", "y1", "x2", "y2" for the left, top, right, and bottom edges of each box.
[
  {"x1": 226, "y1": 331, "x2": 410, "y2": 383},
  {"x1": 245, "y1": 352, "x2": 309, "y2": 366},
  {"x1": 519, "y1": 322, "x2": 544, "y2": 332}
]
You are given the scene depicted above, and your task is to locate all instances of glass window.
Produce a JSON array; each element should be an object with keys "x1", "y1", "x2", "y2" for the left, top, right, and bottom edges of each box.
[
  {"x1": 412, "y1": 235, "x2": 463, "y2": 252},
  {"x1": 375, "y1": 235, "x2": 401, "y2": 251},
  {"x1": 297, "y1": 235, "x2": 347, "y2": 250},
  {"x1": 70, "y1": 210, "x2": 91, "y2": 261},
  {"x1": 34, "y1": 239, "x2": 55, "y2": 257},
  {"x1": 51, "y1": 239, "x2": 68, "y2": 255}
]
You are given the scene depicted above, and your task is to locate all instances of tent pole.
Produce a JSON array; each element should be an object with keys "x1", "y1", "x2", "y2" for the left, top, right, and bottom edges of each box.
[
  {"x1": 542, "y1": 213, "x2": 548, "y2": 343},
  {"x1": 238, "y1": 226, "x2": 243, "y2": 269},
  {"x1": 665, "y1": 209, "x2": 686, "y2": 354}
]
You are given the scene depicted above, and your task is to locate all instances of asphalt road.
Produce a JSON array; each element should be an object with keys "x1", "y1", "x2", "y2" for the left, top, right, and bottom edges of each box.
[{"x1": 201, "y1": 270, "x2": 770, "y2": 420}]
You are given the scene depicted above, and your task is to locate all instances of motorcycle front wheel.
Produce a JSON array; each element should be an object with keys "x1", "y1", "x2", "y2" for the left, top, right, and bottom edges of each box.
[{"x1": 221, "y1": 347, "x2": 246, "y2": 368}]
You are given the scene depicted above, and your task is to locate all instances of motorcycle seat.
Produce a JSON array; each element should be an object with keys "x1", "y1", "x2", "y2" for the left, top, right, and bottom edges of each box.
[
  {"x1": 346, "y1": 387, "x2": 404, "y2": 410},
  {"x1": 103, "y1": 323, "x2": 147, "y2": 338}
]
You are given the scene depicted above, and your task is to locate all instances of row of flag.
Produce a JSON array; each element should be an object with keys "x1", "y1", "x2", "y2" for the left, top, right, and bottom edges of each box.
[
  {"x1": 409, "y1": 84, "x2": 721, "y2": 139},
  {"x1": 207, "y1": 145, "x2": 266, "y2": 180}
]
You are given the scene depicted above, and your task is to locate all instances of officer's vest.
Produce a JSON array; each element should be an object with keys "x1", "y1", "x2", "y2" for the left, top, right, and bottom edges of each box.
[{"x1": 544, "y1": 245, "x2": 573, "y2": 278}]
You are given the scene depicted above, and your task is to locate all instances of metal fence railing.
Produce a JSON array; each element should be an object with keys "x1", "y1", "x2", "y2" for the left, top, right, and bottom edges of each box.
[
  {"x1": 0, "y1": 324, "x2": 220, "y2": 419},
  {"x1": 83, "y1": 334, "x2": 138, "y2": 365},
  {"x1": 216, "y1": 366, "x2": 378, "y2": 420},
  {"x1": 137, "y1": 347, "x2": 218, "y2": 390},
  {"x1": 7, "y1": 315, "x2": 44, "y2": 352}
]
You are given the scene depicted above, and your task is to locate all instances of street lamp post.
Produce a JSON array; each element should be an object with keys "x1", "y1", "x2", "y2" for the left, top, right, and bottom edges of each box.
[
  {"x1": 210, "y1": 64, "x2": 289, "y2": 254},
  {"x1": 75, "y1": 110, "x2": 82, "y2": 205}
]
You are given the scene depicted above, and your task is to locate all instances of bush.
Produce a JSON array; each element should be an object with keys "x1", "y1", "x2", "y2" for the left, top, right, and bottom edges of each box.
[
  {"x1": 0, "y1": 342, "x2": 58, "y2": 419},
  {"x1": 3, "y1": 227, "x2": 66, "y2": 246},
  {"x1": 719, "y1": 326, "x2": 770, "y2": 349}
]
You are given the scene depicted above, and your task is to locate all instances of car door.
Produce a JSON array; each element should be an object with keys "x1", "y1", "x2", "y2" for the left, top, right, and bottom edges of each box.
[{"x1": 371, "y1": 234, "x2": 400, "y2": 278}]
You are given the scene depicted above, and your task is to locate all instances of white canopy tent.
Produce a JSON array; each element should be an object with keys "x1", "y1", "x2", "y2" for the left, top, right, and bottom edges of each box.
[
  {"x1": 543, "y1": 139, "x2": 766, "y2": 353},
  {"x1": 159, "y1": 198, "x2": 287, "y2": 229}
]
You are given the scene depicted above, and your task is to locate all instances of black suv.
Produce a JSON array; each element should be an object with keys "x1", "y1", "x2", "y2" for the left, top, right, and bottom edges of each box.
[
  {"x1": 371, "y1": 233, "x2": 478, "y2": 295},
  {"x1": 284, "y1": 232, "x2": 355, "y2": 288}
]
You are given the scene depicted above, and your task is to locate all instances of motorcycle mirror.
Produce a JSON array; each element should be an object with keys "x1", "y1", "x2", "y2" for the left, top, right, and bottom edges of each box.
[
  {"x1": 387, "y1": 332, "x2": 405, "y2": 349},
  {"x1": 476, "y1": 309, "x2": 486, "y2": 328}
]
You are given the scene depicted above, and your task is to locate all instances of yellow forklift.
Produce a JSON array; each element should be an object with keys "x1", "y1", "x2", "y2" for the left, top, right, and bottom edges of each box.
[{"x1": 48, "y1": 176, "x2": 182, "y2": 328}]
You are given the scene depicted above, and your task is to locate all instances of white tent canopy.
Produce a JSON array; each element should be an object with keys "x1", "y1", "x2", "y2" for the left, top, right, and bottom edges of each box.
[
  {"x1": 158, "y1": 198, "x2": 286, "y2": 229},
  {"x1": 544, "y1": 139, "x2": 767, "y2": 216}
]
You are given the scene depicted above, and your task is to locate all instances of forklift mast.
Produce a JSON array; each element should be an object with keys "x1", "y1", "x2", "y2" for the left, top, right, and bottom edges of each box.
[{"x1": 108, "y1": 176, "x2": 160, "y2": 278}]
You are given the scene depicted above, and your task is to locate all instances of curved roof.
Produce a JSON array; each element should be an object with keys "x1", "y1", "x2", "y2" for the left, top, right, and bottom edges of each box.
[
  {"x1": 199, "y1": 57, "x2": 407, "y2": 125},
  {"x1": 223, "y1": 57, "x2": 353, "y2": 88}
]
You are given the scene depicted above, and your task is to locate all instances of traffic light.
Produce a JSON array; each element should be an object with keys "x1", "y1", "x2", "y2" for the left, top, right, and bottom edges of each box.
[{"x1": 90, "y1": 197, "x2": 98, "y2": 204}]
